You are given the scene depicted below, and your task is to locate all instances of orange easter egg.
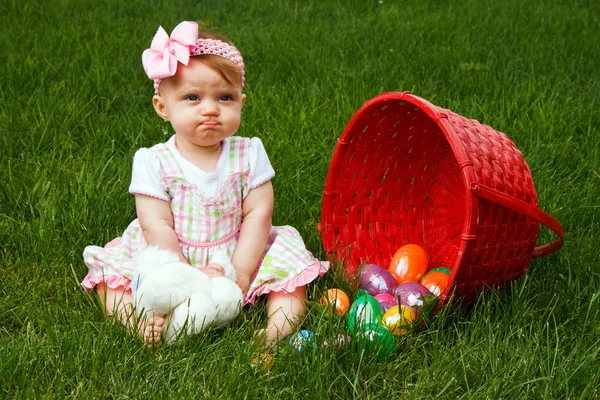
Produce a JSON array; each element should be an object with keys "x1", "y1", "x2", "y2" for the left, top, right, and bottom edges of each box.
[
  {"x1": 388, "y1": 244, "x2": 429, "y2": 284},
  {"x1": 420, "y1": 271, "x2": 450, "y2": 297},
  {"x1": 251, "y1": 351, "x2": 274, "y2": 372},
  {"x1": 382, "y1": 305, "x2": 417, "y2": 336},
  {"x1": 320, "y1": 288, "x2": 351, "y2": 315}
]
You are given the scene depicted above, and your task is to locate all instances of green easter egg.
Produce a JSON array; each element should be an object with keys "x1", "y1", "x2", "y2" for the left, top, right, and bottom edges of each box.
[
  {"x1": 354, "y1": 323, "x2": 397, "y2": 358},
  {"x1": 428, "y1": 267, "x2": 451, "y2": 275},
  {"x1": 347, "y1": 294, "x2": 384, "y2": 334},
  {"x1": 353, "y1": 289, "x2": 369, "y2": 300}
]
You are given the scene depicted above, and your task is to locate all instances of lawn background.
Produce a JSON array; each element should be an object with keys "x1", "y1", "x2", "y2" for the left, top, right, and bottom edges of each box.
[{"x1": 1, "y1": 0, "x2": 599, "y2": 398}]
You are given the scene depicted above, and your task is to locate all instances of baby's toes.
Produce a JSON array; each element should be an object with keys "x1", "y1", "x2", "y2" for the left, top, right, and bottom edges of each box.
[
  {"x1": 139, "y1": 316, "x2": 165, "y2": 347},
  {"x1": 144, "y1": 326, "x2": 163, "y2": 347},
  {"x1": 151, "y1": 316, "x2": 165, "y2": 329}
]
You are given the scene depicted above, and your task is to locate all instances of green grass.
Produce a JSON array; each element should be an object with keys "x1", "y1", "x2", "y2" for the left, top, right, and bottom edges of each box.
[{"x1": 1, "y1": 0, "x2": 599, "y2": 398}]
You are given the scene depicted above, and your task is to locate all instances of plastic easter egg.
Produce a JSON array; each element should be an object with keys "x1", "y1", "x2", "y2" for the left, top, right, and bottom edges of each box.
[
  {"x1": 320, "y1": 288, "x2": 351, "y2": 315},
  {"x1": 289, "y1": 330, "x2": 316, "y2": 352},
  {"x1": 428, "y1": 266, "x2": 451, "y2": 275},
  {"x1": 420, "y1": 271, "x2": 450, "y2": 297},
  {"x1": 347, "y1": 295, "x2": 384, "y2": 334},
  {"x1": 389, "y1": 244, "x2": 429, "y2": 284},
  {"x1": 250, "y1": 351, "x2": 274, "y2": 372},
  {"x1": 382, "y1": 305, "x2": 417, "y2": 336},
  {"x1": 322, "y1": 334, "x2": 351, "y2": 350},
  {"x1": 357, "y1": 264, "x2": 399, "y2": 296},
  {"x1": 393, "y1": 281, "x2": 433, "y2": 308},
  {"x1": 354, "y1": 323, "x2": 396, "y2": 358},
  {"x1": 353, "y1": 288, "x2": 369, "y2": 300},
  {"x1": 374, "y1": 293, "x2": 398, "y2": 312}
]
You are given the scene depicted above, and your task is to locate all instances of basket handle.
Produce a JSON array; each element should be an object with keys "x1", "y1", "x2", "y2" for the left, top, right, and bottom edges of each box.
[{"x1": 470, "y1": 183, "x2": 564, "y2": 258}]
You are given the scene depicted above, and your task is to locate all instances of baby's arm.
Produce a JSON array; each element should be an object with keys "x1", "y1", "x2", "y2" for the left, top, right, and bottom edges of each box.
[
  {"x1": 232, "y1": 181, "x2": 274, "y2": 295},
  {"x1": 135, "y1": 194, "x2": 187, "y2": 263}
]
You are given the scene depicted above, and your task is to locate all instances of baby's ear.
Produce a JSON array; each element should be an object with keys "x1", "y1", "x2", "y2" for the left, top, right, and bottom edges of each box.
[
  {"x1": 241, "y1": 93, "x2": 246, "y2": 106},
  {"x1": 152, "y1": 95, "x2": 169, "y2": 121}
]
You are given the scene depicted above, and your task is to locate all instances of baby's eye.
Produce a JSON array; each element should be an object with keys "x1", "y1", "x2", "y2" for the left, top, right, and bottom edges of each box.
[
  {"x1": 186, "y1": 95, "x2": 199, "y2": 101},
  {"x1": 219, "y1": 94, "x2": 233, "y2": 101}
]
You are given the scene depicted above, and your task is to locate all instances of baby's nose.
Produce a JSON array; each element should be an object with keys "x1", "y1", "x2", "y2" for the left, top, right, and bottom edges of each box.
[{"x1": 201, "y1": 100, "x2": 219, "y2": 115}]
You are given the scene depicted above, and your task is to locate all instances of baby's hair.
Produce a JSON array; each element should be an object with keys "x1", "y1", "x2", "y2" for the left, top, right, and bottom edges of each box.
[
  {"x1": 146, "y1": 21, "x2": 245, "y2": 94},
  {"x1": 194, "y1": 24, "x2": 243, "y2": 89}
]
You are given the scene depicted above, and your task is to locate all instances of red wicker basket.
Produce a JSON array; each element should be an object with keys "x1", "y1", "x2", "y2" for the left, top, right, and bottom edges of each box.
[{"x1": 320, "y1": 92, "x2": 564, "y2": 305}]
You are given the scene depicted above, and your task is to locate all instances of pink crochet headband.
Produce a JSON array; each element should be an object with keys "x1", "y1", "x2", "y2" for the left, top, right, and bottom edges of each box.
[{"x1": 142, "y1": 21, "x2": 245, "y2": 94}]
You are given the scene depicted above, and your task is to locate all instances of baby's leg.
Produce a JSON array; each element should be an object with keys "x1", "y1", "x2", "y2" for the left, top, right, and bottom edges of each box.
[
  {"x1": 96, "y1": 282, "x2": 164, "y2": 346},
  {"x1": 260, "y1": 286, "x2": 307, "y2": 347}
]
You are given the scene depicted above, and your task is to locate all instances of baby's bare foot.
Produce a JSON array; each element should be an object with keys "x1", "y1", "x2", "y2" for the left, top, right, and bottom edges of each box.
[{"x1": 139, "y1": 315, "x2": 165, "y2": 347}]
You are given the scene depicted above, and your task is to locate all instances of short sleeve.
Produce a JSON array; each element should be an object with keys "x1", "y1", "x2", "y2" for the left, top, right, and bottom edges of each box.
[
  {"x1": 128, "y1": 148, "x2": 169, "y2": 201},
  {"x1": 248, "y1": 137, "x2": 275, "y2": 189}
]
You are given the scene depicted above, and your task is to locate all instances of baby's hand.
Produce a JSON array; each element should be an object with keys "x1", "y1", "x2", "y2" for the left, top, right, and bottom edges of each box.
[{"x1": 204, "y1": 263, "x2": 226, "y2": 278}]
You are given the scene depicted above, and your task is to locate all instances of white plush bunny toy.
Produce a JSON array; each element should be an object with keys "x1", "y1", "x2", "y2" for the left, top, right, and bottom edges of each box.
[{"x1": 132, "y1": 246, "x2": 243, "y2": 344}]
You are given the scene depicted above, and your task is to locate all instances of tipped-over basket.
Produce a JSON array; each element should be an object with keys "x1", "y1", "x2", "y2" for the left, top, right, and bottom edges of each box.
[{"x1": 320, "y1": 92, "x2": 564, "y2": 305}]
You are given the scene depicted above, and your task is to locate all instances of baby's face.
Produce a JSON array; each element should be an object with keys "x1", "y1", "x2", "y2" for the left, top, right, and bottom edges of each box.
[{"x1": 155, "y1": 58, "x2": 245, "y2": 151}]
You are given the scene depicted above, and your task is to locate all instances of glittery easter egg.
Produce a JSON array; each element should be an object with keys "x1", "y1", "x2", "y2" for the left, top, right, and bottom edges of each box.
[
  {"x1": 322, "y1": 334, "x2": 352, "y2": 350},
  {"x1": 289, "y1": 330, "x2": 316, "y2": 352},
  {"x1": 250, "y1": 352, "x2": 274, "y2": 372}
]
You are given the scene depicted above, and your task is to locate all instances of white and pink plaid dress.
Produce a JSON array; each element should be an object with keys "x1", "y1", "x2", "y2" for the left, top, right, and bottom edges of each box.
[{"x1": 81, "y1": 136, "x2": 329, "y2": 304}]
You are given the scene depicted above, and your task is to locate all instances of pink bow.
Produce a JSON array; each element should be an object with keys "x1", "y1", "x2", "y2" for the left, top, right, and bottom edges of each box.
[{"x1": 142, "y1": 21, "x2": 199, "y2": 80}]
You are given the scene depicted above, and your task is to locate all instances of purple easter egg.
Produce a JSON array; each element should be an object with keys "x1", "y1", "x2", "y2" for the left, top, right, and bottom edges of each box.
[
  {"x1": 393, "y1": 281, "x2": 432, "y2": 308},
  {"x1": 357, "y1": 264, "x2": 399, "y2": 296},
  {"x1": 374, "y1": 293, "x2": 398, "y2": 312}
]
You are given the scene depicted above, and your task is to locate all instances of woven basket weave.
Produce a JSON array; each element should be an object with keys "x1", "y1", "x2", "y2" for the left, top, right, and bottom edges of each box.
[{"x1": 320, "y1": 92, "x2": 564, "y2": 305}]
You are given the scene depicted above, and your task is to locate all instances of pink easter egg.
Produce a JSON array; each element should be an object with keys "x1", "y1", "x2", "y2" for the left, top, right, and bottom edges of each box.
[{"x1": 374, "y1": 293, "x2": 398, "y2": 312}]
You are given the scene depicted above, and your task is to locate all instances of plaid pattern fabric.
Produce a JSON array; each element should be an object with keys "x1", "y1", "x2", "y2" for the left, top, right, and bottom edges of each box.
[
  {"x1": 155, "y1": 137, "x2": 248, "y2": 244},
  {"x1": 81, "y1": 136, "x2": 329, "y2": 300}
]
